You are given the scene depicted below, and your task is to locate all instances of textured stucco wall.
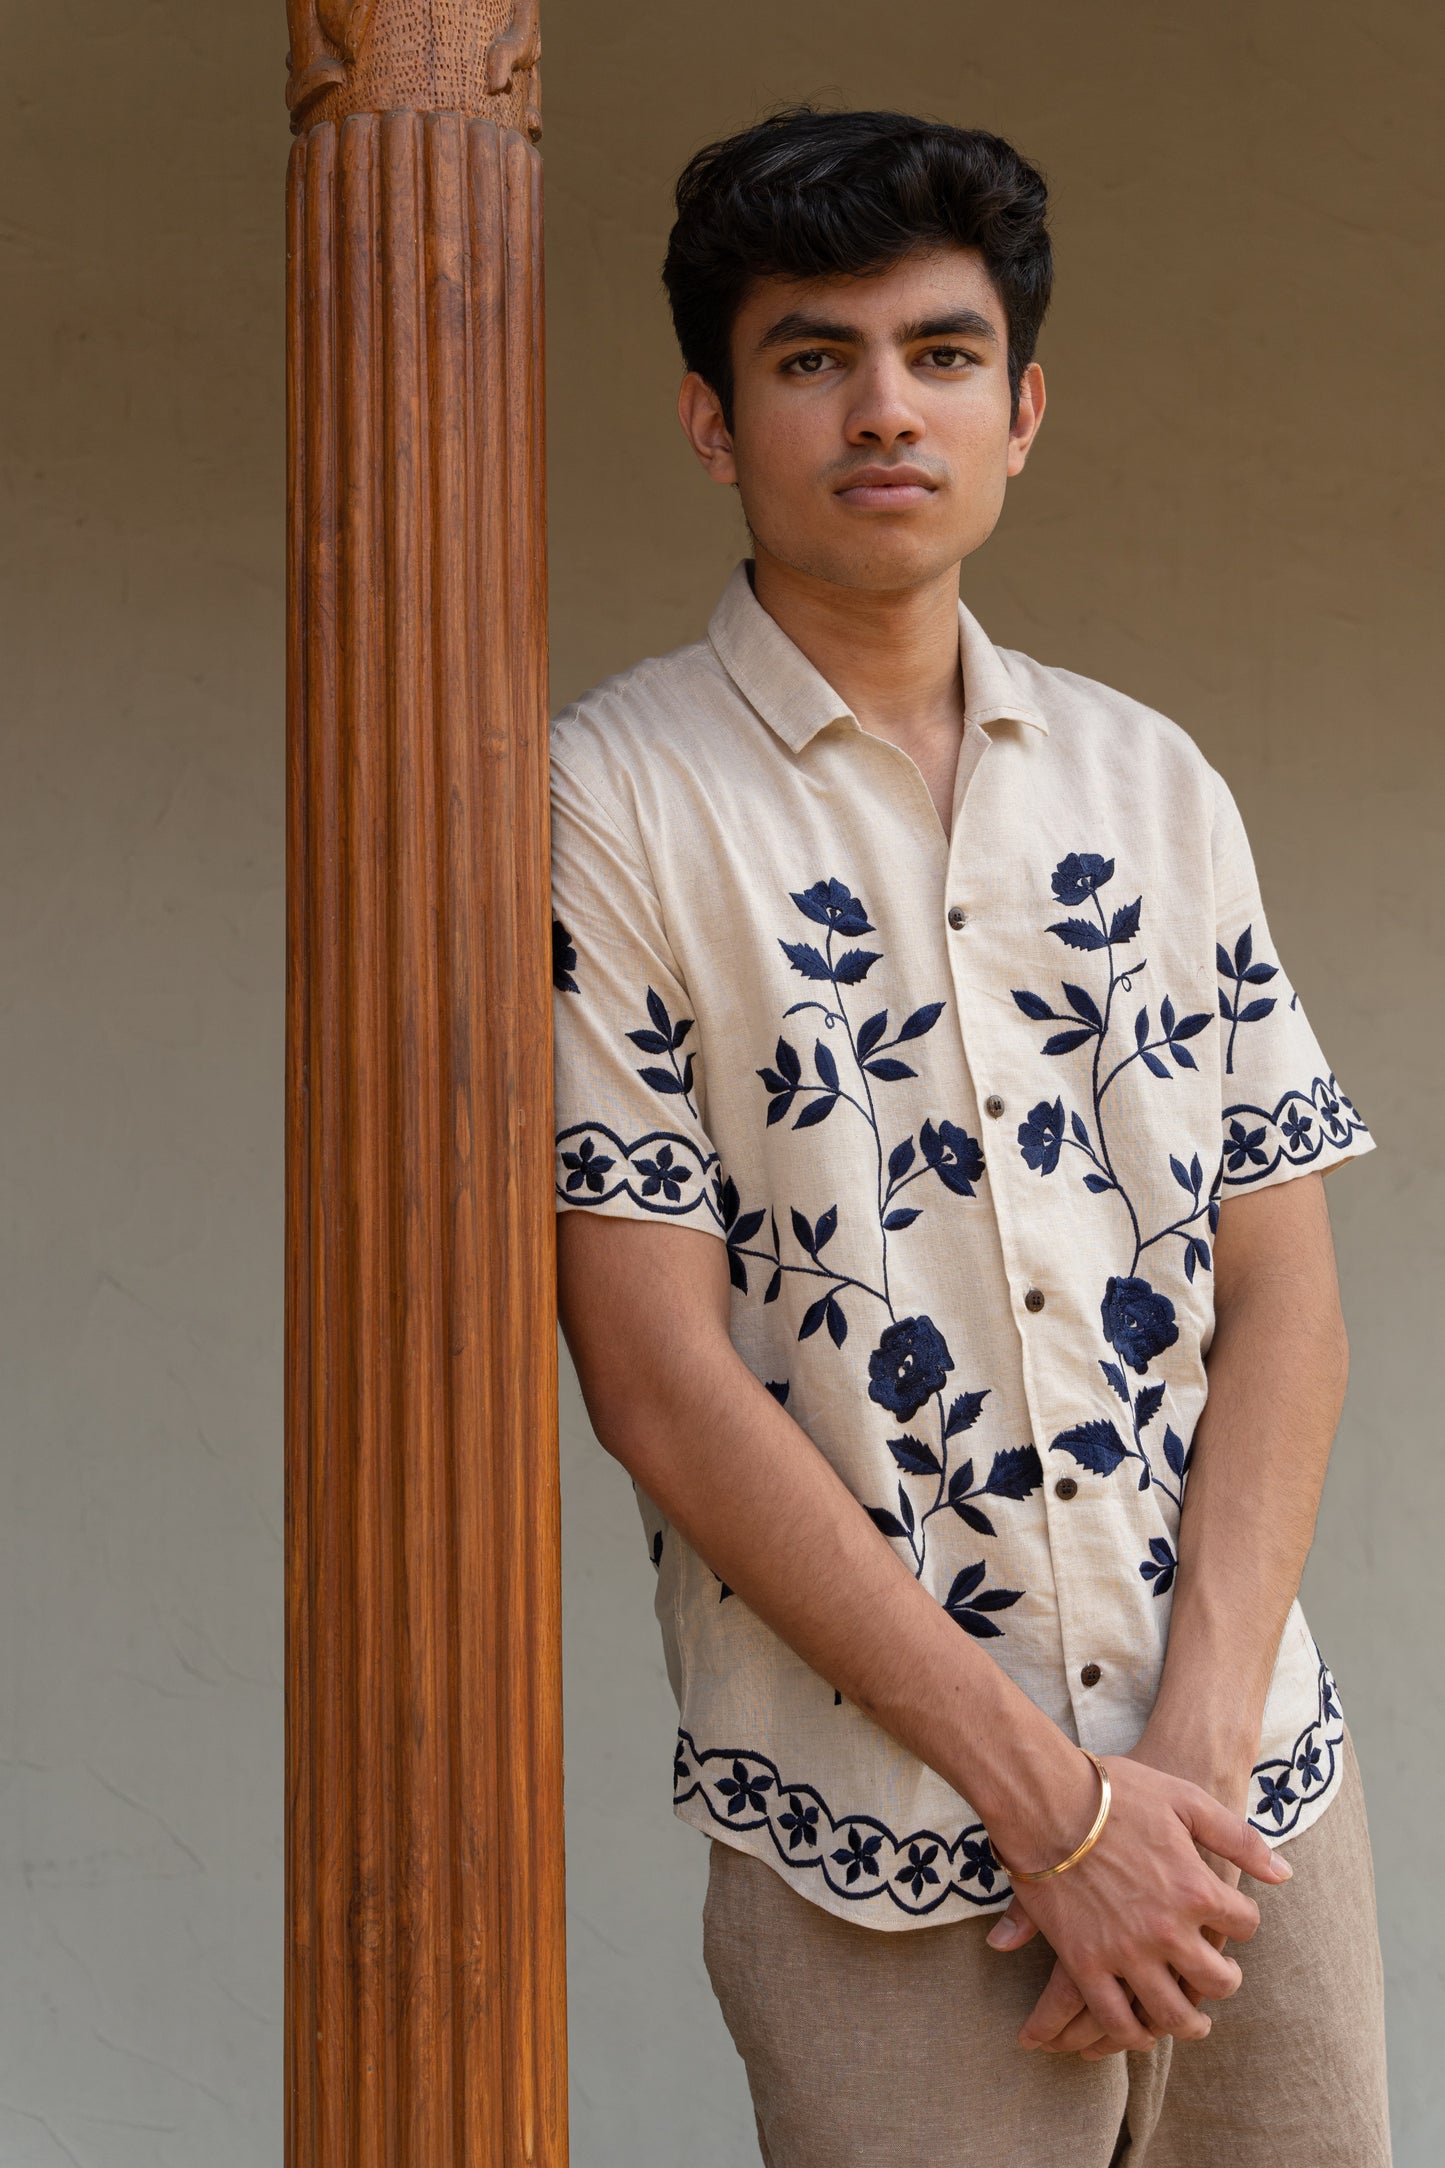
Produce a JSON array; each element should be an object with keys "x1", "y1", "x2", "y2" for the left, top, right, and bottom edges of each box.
[{"x1": 0, "y1": 2, "x2": 1439, "y2": 2165}]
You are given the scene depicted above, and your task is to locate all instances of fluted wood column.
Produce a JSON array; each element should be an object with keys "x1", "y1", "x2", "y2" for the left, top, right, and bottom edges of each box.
[{"x1": 282, "y1": 6, "x2": 564, "y2": 2162}]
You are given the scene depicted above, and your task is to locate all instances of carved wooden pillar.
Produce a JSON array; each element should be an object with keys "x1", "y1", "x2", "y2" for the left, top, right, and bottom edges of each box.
[{"x1": 282, "y1": 6, "x2": 564, "y2": 2162}]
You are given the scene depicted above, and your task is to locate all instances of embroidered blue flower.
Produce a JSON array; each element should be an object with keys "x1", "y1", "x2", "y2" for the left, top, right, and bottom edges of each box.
[
  {"x1": 716, "y1": 1758, "x2": 772, "y2": 1818},
  {"x1": 1101, "y1": 1275, "x2": 1179, "y2": 1374},
  {"x1": 560, "y1": 1135, "x2": 616, "y2": 1195},
  {"x1": 919, "y1": 1118, "x2": 985, "y2": 1197},
  {"x1": 1018, "y1": 1097, "x2": 1065, "y2": 1175},
  {"x1": 897, "y1": 1841, "x2": 942, "y2": 1898},
  {"x1": 831, "y1": 1824, "x2": 885, "y2": 1883},
  {"x1": 1296, "y1": 1739, "x2": 1324, "y2": 1792},
  {"x1": 1282, "y1": 1107, "x2": 1314, "y2": 1154},
  {"x1": 1224, "y1": 1116, "x2": 1270, "y2": 1172},
  {"x1": 958, "y1": 1833, "x2": 1000, "y2": 1891},
  {"x1": 1255, "y1": 1771, "x2": 1299, "y2": 1827},
  {"x1": 552, "y1": 916, "x2": 578, "y2": 993},
  {"x1": 1051, "y1": 852, "x2": 1115, "y2": 905},
  {"x1": 778, "y1": 1792, "x2": 820, "y2": 1849},
  {"x1": 868, "y1": 1315, "x2": 955, "y2": 1421},
  {"x1": 790, "y1": 878, "x2": 876, "y2": 937},
  {"x1": 634, "y1": 1141, "x2": 691, "y2": 1202}
]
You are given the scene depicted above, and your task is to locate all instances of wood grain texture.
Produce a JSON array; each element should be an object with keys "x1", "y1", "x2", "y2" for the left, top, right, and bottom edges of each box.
[
  {"x1": 285, "y1": 0, "x2": 542, "y2": 138},
  {"x1": 285, "y1": 100, "x2": 564, "y2": 2165}
]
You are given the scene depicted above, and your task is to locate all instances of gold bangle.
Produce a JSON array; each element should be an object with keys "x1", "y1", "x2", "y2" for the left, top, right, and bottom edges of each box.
[{"x1": 990, "y1": 1749, "x2": 1112, "y2": 1884}]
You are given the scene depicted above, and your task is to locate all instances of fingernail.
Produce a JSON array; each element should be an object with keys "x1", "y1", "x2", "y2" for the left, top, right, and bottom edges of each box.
[
  {"x1": 988, "y1": 1919, "x2": 1023, "y2": 1948},
  {"x1": 1271, "y1": 1856, "x2": 1293, "y2": 1879}
]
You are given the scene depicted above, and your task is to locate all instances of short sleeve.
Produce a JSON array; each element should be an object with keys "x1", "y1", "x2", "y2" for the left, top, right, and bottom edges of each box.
[
  {"x1": 550, "y1": 752, "x2": 727, "y2": 1237},
  {"x1": 1209, "y1": 765, "x2": 1376, "y2": 1193}
]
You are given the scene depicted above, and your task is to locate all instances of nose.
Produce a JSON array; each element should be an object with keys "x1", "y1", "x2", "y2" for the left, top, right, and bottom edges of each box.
[{"x1": 844, "y1": 354, "x2": 924, "y2": 447}]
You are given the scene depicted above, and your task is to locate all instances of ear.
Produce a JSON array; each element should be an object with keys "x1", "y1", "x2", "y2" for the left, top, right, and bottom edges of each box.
[
  {"x1": 676, "y1": 370, "x2": 738, "y2": 487},
  {"x1": 1006, "y1": 360, "x2": 1046, "y2": 478}
]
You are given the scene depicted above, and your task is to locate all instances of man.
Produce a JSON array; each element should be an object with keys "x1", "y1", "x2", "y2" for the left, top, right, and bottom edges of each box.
[{"x1": 549, "y1": 106, "x2": 1389, "y2": 2166}]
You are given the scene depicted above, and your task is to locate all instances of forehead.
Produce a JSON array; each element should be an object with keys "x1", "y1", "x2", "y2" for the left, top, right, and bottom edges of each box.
[{"x1": 733, "y1": 242, "x2": 1003, "y2": 341}]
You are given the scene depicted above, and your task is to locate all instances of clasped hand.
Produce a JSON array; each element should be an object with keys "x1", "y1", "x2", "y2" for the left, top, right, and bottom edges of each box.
[{"x1": 984, "y1": 1733, "x2": 1286, "y2": 2059}]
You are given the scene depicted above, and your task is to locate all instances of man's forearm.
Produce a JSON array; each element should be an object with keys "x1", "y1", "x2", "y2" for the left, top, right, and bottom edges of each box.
[
  {"x1": 580, "y1": 1319, "x2": 1101, "y2": 1871},
  {"x1": 1147, "y1": 1180, "x2": 1350, "y2": 1762}
]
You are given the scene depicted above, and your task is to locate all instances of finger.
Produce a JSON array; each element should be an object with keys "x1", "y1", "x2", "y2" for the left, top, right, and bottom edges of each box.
[
  {"x1": 1183, "y1": 1795, "x2": 1293, "y2": 1888},
  {"x1": 1039, "y1": 2007, "x2": 1112, "y2": 2054},
  {"x1": 1196, "y1": 1878, "x2": 1263, "y2": 1944},
  {"x1": 1068, "y1": 1974, "x2": 1159, "y2": 2055},
  {"x1": 1127, "y1": 1961, "x2": 1213, "y2": 2042},
  {"x1": 985, "y1": 1900, "x2": 1039, "y2": 1951},
  {"x1": 1017, "y1": 1963, "x2": 1090, "y2": 2049},
  {"x1": 1168, "y1": 1938, "x2": 1243, "y2": 2003},
  {"x1": 1021, "y1": 1957, "x2": 1087, "y2": 2047}
]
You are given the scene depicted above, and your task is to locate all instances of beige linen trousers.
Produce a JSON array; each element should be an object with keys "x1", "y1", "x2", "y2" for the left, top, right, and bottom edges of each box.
[{"x1": 701, "y1": 1722, "x2": 1390, "y2": 2166}]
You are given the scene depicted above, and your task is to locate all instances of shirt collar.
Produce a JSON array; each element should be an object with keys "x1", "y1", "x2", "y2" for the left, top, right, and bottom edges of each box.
[{"x1": 705, "y1": 556, "x2": 1050, "y2": 751}]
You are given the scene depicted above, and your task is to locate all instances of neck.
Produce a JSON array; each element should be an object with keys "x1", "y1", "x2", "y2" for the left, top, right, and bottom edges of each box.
[{"x1": 749, "y1": 545, "x2": 967, "y2": 751}]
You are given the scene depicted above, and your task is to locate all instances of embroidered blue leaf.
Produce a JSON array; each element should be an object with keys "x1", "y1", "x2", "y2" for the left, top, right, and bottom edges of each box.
[
  {"x1": 626, "y1": 1027, "x2": 671, "y2": 1054},
  {"x1": 1110, "y1": 897, "x2": 1142, "y2": 944},
  {"x1": 1219, "y1": 991, "x2": 1235, "y2": 1021},
  {"x1": 764, "y1": 1267, "x2": 782, "y2": 1303},
  {"x1": 794, "y1": 1094, "x2": 838, "y2": 1127},
  {"x1": 1099, "y1": 1360, "x2": 1129, "y2": 1404},
  {"x1": 897, "y1": 1484, "x2": 916, "y2": 1535},
  {"x1": 883, "y1": 1207, "x2": 921, "y2": 1231},
  {"x1": 864, "y1": 1057, "x2": 917, "y2": 1081},
  {"x1": 1234, "y1": 926, "x2": 1254, "y2": 972},
  {"x1": 945, "y1": 1388, "x2": 990, "y2": 1437},
  {"x1": 646, "y1": 987, "x2": 673, "y2": 1038},
  {"x1": 671, "y1": 1015, "x2": 694, "y2": 1049},
  {"x1": 947, "y1": 1560, "x2": 986, "y2": 1603},
  {"x1": 1047, "y1": 917, "x2": 1109, "y2": 951},
  {"x1": 889, "y1": 1435, "x2": 940, "y2": 1475},
  {"x1": 791, "y1": 1208, "x2": 815, "y2": 1255},
  {"x1": 897, "y1": 1001, "x2": 945, "y2": 1041},
  {"x1": 728, "y1": 1250, "x2": 749, "y2": 1294},
  {"x1": 1242, "y1": 961, "x2": 1278, "y2": 984},
  {"x1": 776, "y1": 1038, "x2": 801, "y2": 1086},
  {"x1": 1135, "y1": 1383, "x2": 1166, "y2": 1429},
  {"x1": 1042, "y1": 1027, "x2": 1095, "y2": 1056},
  {"x1": 888, "y1": 1137, "x2": 916, "y2": 1182},
  {"x1": 867, "y1": 1505, "x2": 909, "y2": 1539},
  {"x1": 1238, "y1": 997, "x2": 1277, "y2": 1023},
  {"x1": 1190, "y1": 1152, "x2": 1203, "y2": 1189},
  {"x1": 1083, "y1": 1173, "x2": 1113, "y2": 1193},
  {"x1": 1161, "y1": 994, "x2": 1176, "y2": 1038},
  {"x1": 764, "y1": 1091, "x2": 797, "y2": 1126},
  {"x1": 825, "y1": 1293, "x2": 848, "y2": 1347},
  {"x1": 814, "y1": 1204, "x2": 838, "y2": 1251},
  {"x1": 857, "y1": 1010, "x2": 889, "y2": 1059},
  {"x1": 1071, "y1": 1110, "x2": 1091, "y2": 1147},
  {"x1": 1184, "y1": 1240, "x2": 1197, "y2": 1282},
  {"x1": 638, "y1": 1066, "x2": 688, "y2": 1096},
  {"x1": 947, "y1": 1459, "x2": 976, "y2": 1500},
  {"x1": 1134, "y1": 1006, "x2": 1150, "y2": 1047},
  {"x1": 1169, "y1": 1153, "x2": 1194, "y2": 1193},
  {"x1": 1170, "y1": 1011, "x2": 1212, "y2": 1040},
  {"x1": 1062, "y1": 982, "x2": 1104, "y2": 1030},
  {"x1": 765, "y1": 1380, "x2": 790, "y2": 1405},
  {"x1": 1012, "y1": 989, "x2": 1058, "y2": 1021},
  {"x1": 985, "y1": 1444, "x2": 1043, "y2": 1499},
  {"x1": 731, "y1": 1208, "x2": 766, "y2": 1245},
  {"x1": 833, "y1": 948, "x2": 883, "y2": 984},
  {"x1": 953, "y1": 1610, "x2": 1006, "y2": 1638},
  {"x1": 799, "y1": 1291, "x2": 833, "y2": 1339},
  {"x1": 1138, "y1": 1463, "x2": 1152, "y2": 1490},
  {"x1": 956, "y1": 1503, "x2": 997, "y2": 1537},
  {"x1": 1141, "y1": 1050, "x2": 1171, "y2": 1078},
  {"x1": 814, "y1": 1039, "x2": 840, "y2": 1092},
  {"x1": 1163, "y1": 1424, "x2": 1186, "y2": 1475},
  {"x1": 779, "y1": 939, "x2": 833, "y2": 981},
  {"x1": 1050, "y1": 1420, "x2": 1127, "y2": 1475},
  {"x1": 1191, "y1": 1238, "x2": 1211, "y2": 1275},
  {"x1": 1170, "y1": 1043, "x2": 1198, "y2": 1071}
]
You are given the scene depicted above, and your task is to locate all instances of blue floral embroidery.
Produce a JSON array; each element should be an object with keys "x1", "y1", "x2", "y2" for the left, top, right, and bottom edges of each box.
[
  {"x1": 1216, "y1": 924, "x2": 1278, "y2": 1073},
  {"x1": 727, "y1": 877, "x2": 1033, "y2": 1601},
  {"x1": 1221, "y1": 1074, "x2": 1369, "y2": 1188},
  {"x1": 626, "y1": 986, "x2": 700, "y2": 1114},
  {"x1": 1246, "y1": 1652, "x2": 1342, "y2": 1835},
  {"x1": 1011, "y1": 851, "x2": 1216, "y2": 1504},
  {"x1": 674, "y1": 1726, "x2": 1012, "y2": 1915},
  {"x1": 552, "y1": 916, "x2": 579, "y2": 994}
]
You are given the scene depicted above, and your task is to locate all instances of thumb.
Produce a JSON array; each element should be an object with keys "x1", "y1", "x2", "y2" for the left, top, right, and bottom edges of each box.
[{"x1": 985, "y1": 1898, "x2": 1038, "y2": 1950}]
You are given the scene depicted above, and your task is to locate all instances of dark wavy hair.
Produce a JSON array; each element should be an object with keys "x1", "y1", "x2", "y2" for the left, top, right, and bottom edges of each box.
[{"x1": 661, "y1": 105, "x2": 1052, "y2": 432}]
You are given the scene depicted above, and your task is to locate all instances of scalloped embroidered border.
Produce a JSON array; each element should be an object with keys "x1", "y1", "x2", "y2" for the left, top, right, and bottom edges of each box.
[
  {"x1": 1221, "y1": 1074, "x2": 1369, "y2": 1186},
  {"x1": 673, "y1": 1653, "x2": 1343, "y2": 1915}
]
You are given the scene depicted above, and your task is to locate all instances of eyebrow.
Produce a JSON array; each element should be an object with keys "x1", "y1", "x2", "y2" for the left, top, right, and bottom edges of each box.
[{"x1": 753, "y1": 307, "x2": 1000, "y2": 353}]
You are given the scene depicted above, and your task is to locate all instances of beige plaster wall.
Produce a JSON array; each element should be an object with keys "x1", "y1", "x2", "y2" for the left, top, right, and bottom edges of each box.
[{"x1": 0, "y1": 2, "x2": 1438, "y2": 2164}]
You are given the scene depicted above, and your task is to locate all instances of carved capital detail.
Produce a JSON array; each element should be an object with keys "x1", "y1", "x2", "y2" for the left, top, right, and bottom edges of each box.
[{"x1": 284, "y1": 0, "x2": 542, "y2": 138}]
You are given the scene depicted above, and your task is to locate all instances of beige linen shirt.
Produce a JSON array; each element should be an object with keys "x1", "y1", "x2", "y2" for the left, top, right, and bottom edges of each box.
[{"x1": 550, "y1": 557, "x2": 1376, "y2": 1931}]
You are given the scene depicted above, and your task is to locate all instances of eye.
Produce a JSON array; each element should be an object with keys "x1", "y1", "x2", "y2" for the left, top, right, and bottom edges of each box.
[
  {"x1": 921, "y1": 345, "x2": 976, "y2": 369},
  {"x1": 780, "y1": 349, "x2": 839, "y2": 375}
]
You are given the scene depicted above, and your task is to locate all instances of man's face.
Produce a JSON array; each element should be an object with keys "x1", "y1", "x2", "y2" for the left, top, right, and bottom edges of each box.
[{"x1": 677, "y1": 243, "x2": 1045, "y2": 592}]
